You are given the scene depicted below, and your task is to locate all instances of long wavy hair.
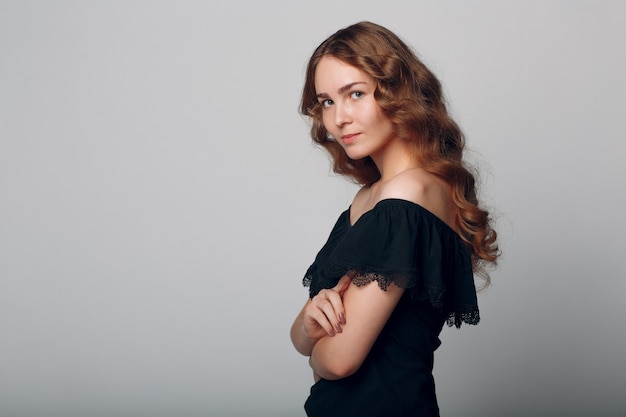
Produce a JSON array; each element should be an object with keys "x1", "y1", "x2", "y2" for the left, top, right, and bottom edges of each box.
[{"x1": 300, "y1": 21, "x2": 499, "y2": 283}]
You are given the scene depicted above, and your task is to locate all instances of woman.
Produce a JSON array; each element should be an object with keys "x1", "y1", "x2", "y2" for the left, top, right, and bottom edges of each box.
[{"x1": 290, "y1": 22, "x2": 499, "y2": 416}]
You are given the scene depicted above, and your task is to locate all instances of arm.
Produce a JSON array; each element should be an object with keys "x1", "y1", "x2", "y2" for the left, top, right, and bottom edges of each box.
[
  {"x1": 290, "y1": 276, "x2": 351, "y2": 356},
  {"x1": 309, "y1": 279, "x2": 404, "y2": 380}
]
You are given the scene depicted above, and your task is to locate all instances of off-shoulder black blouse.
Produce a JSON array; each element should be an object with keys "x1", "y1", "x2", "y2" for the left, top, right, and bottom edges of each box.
[
  {"x1": 303, "y1": 198, "x2": 479, "y2": 328},
  {"x1": 302, "y1": 199, "x2": 479, "y2": 417}
]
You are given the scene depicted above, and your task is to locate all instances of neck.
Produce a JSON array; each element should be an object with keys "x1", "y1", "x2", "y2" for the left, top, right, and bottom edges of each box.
[{"x1": 371, "y1": 139, "x2": 418, "y2": 183}]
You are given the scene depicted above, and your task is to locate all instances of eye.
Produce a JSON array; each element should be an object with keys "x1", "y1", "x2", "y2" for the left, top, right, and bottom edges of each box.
[
  {"x1": 320, "y1": 99, "x2": 334, "y2": 108},
  {"x1": 350, "y1": 91, "x2": 364, "y2": 100}
]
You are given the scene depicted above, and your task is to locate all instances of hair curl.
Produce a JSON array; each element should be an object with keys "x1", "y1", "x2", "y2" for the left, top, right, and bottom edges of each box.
[{"x1": 300, "y1": 21, "x2": 499, "y2": 283}]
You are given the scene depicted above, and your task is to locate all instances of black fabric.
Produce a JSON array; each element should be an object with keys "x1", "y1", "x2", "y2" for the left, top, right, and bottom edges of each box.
[{"x1": 302, "y1": 199, "x2": 479, "y2": 417}]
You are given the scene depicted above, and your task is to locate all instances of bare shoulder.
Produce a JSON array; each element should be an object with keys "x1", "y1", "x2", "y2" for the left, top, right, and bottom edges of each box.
[
  {"x1": 379, "y1": 168, "x2": 458, "y2": 229},
  {"x1": 378, "y1": 167, "x2": 447, "y2": 203}
]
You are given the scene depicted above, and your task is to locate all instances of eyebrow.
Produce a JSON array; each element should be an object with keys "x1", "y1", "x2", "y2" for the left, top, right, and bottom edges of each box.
[{"x1": 316, "y1": 81, "x2": 368, "y2": 99}]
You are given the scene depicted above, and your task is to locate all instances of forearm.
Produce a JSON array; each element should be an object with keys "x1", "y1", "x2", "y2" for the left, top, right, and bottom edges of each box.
[
  {"x1": 309, "y1": 335, "x2": 363, "y2": 380},
  {"x1": 290, "y1": 301, "x2": 319, "y2": 356},
  {"x1": 309, "y1": 337, "x2": 354, "y2": 380}
]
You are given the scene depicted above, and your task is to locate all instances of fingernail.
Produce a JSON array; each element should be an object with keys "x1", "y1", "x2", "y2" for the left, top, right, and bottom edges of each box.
[
  {"x1": 339, "y1": 313, "x2": 346, "y2": 324},
  {"x1": 335, "y1": 324, "x2": 342, "y2": 333}
]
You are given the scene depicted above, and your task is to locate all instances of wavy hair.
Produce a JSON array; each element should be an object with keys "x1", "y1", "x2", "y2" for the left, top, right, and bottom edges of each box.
[{"x1": 300, "y1": 21, "x2": 499, "y2": 282}]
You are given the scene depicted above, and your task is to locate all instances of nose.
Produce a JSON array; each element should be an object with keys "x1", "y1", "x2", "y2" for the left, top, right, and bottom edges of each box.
[{"x1": 334, "y1": 102, "x2": 351, "y2": 127}]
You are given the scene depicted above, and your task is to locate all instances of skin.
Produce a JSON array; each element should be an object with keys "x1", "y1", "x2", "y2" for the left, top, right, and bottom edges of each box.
[{"x1": 290, "y1": 55, "x2": 459, "y2": 381}]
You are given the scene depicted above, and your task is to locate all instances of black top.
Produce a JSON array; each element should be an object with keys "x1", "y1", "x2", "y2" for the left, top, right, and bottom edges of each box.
[{"x1": 302, "y1": 199, "x2": 479, "y2": 417}]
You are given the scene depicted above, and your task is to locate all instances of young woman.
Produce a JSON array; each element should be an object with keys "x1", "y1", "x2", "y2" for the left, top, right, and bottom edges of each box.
[{"x1": 290, "y1": 22, "x2": 499, "y2": 416}]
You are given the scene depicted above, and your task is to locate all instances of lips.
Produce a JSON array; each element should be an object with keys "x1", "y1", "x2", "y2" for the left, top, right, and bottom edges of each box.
[{"x1": 341, "y1": 133, "x2": 360, "y2": 144}]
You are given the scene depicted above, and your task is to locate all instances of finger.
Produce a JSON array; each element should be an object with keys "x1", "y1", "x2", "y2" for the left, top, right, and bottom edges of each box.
[
  {"x1": 332, "y1": 277, "x2": 351, "y2": 322},
  {"x1": 318, "y1": 296, "x2": 344, "y2": 333},
  {"x1": 319, "y1": 288, "x2": 346, "y2": 327},
  {"x1": 307, "y1": 305, "x2": 336, "y2": 336},
  {"x1": 334, "y1": 275, "x2": 351, "y2": 295},
  {"x1": 312, "y1": 290, "x2": 344, "y2": 333}
]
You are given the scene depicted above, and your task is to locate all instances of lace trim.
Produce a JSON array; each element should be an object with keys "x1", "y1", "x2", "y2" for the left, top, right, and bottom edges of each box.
[
  {"x1": 446, "y1": 309, "x2": 480, "y2": 328},
  {"x1": 348, "y1": 270, "x2": 414, "y2": 291},
  {"x1": 304, "y1": 267, "x2": 479, "y2": 328},
  {"x1": 349, "y1": 269, "x2": 479, "y2": 328},
  {"x1": 302, "y1": 269, "x2": 480, "y2": 328},
  {"x1": 303, "y1": 274, "x2": 313, "y2": 288}
]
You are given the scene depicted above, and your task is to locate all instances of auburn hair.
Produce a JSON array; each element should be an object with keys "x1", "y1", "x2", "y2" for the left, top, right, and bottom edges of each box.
[{"x1": 300, "y1": 21, "x2": 499, "y2": 283}]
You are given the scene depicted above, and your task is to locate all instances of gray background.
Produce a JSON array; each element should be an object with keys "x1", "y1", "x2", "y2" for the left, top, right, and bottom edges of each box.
[{"x1": 1, "y1": 1, "x2": 625, "y2": 416}]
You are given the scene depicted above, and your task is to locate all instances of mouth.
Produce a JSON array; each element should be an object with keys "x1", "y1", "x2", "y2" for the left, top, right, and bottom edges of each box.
[{"x1": 341, "y1": 133, "x2": 360, "y2": 144}]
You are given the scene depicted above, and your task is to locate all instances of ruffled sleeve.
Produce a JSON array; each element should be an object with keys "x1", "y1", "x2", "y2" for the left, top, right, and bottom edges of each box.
[{"x1": 303, "y1": 199, "x2": 479, "y2": 328}]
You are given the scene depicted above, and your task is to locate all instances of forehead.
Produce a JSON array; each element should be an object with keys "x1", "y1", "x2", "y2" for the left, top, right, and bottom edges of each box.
[{"x1": 314, "y1": 56, "x2": 372, "y2": 93}]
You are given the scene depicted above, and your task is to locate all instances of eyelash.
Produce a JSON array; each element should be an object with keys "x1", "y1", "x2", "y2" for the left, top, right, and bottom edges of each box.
[
  {"x1": 320, "y1": 91, "x2": 365, "y2": 108},
  {"x1": 350, "y1": 91, "x2": 364, "y2": 99}
]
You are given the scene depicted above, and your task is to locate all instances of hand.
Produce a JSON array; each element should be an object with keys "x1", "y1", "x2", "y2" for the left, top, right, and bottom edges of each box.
[{"x1": 303, "y1": 275, "x2": 351, "y2": 340}]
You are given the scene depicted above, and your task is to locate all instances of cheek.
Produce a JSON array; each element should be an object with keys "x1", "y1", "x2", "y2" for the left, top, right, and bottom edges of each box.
[
  {"x1": 373, "y1": 107, "x2": 393, "y2": 132},
  {"x1": 321, "y1": 111, "x2": 334, "y2": 132},
  {"x1": 372, "y1": 106, "x2": 387, "y2": 123}
]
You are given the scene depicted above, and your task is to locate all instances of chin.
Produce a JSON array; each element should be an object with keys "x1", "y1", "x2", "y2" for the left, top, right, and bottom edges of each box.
[
  {"x1": 347, "y1": 154, "x2": 369, "y2": 161},
  {"x1": 345, "y1": 149, "x2": 369, "y2": 161}
]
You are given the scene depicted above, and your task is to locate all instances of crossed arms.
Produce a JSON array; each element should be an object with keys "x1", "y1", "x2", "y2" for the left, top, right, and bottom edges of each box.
[{"x1": 290, "y1": 275, "x2": 404, "y2": 380}]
